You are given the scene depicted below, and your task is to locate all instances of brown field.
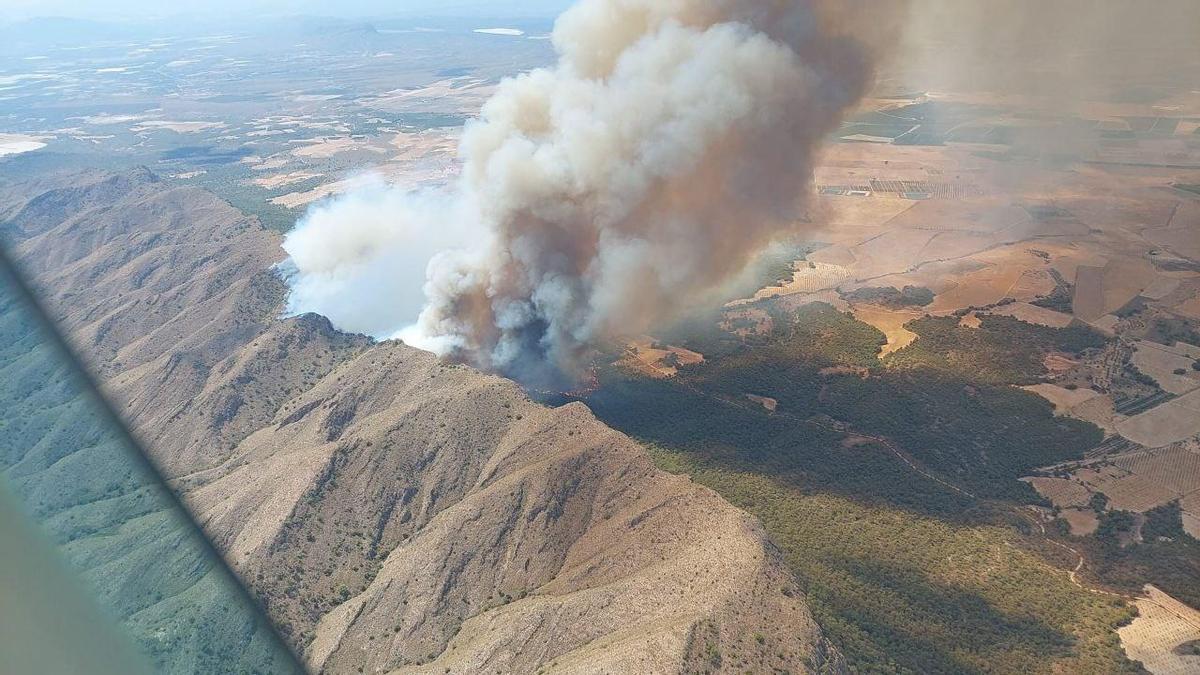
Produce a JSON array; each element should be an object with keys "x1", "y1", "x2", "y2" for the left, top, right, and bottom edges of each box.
[
  {"x1": 914, "y1": 230, "x2": 999, "y2": 261},
  {"x1": 806, "y1": 244, "x2": 857, "y2": 267},
  {"x1": 248, "y1": 154, "x2": 291, "y2": 171},
  {"x1": 364, "y1": 78, "x2": 495, "y2": 115},
  {"x1": 1117, "y1": 389, "x2": 1200, "y2": 448},
  {"x1": 1112, "y1": 445, "x2": 1200, "y2": 498},
  {"x1": 1074, "y1": 265, "x2": 1108, "y2": 321},
  {"x1": 389, "y1": 130, "x2": 460, "y2": 161},
  {"x1": 270, "y1": 180, "x2": 352, "y2": 208},
  {"x1": 1181, "y1": 491, "x2": 1200, "y2": 539},
  {"x1": 1178, "y1": 121, "x2": 1200, "y2": 136},
  {"x1": 251, "y1": 171, "x2": 322, "y2": 190},
  {"x1": 1024, "y1": 477, "x2": 1092, "y2": 508},
  {"x1": 890, "y1": 199, "x2": 1028, "y2": 235},
  {"x1": 772, "y1": 290, "x2": 848, "y2": 313},
  {"x1": 1118, "y1": 585, "x2": 1200, "y2": 675},
  {"x1": 754, "y1": 261, "x2": 853, "y2": 299},
  {"x1": 1090, "y1": 314, "x2": 1122, "y2": 336},
  {"x1": 1074, "y1": 463, "x2": 1178, "y2": 513},
  {"x1": 926, "y1": 266, "x2": 1027, "y2": 313},
  {"x1": 926, "y1": 247, "x2": 1050, "y2": 314},
  {"x1": 1148, "y1": 226, "x2": 1200, "y2": 263},
  {"x1": 1142, "y1": 276, "x2": 1183, "y2": 301},
  {"x1": 810, "y1": 197, "x2": 917, "y2": 248},
  {"x1": 1062, "y1": 508, "x2": 1100, "y2": 536},
  {"x1": 857, "y1": 258, "x2": 987, "y2": 297},
  {"x1": 1022, "y1": 384, "x2": 1101, "y2": 413},
  {"x1": 1101, "y1": 258, "x2": 1161, "y2": 315},
  {"x1": 1045, "y1": 440, "x2": 1200, "y2": 519},
  {"x1": 292, "y1": 136, "x2": 385, "y2": 159},
  {"x1": 1175, "y1": 295, "x2": 1200, "y2": 320},
  {"x1": 847, "y1": 229, "x2": 940, "y2": 279},
  {"x1": 983, "y1": 302, "x2": 1075, "y2": 328},
  {"x1": 1036, "y1": 242, "x2": 1112, "y2": 288},
  {"x1": 617, "y1": 337, "x2": 704, "y2": 379},
  {"x1": 1044, "y1": 352, "x2": 1082, "y2": 375},
  {"x1": 850, "y1": 305, "x2": 922, "y2": 357},
  {"x1": 1131, "y1": 341, "x2": 1200, "y2": 396},
  {"x1": 1007, "y1": 269, "x2": 1060, "y2": 302},
  {"x1": 1070, "y1": 395, "x2": 1121, "y2": 434}
]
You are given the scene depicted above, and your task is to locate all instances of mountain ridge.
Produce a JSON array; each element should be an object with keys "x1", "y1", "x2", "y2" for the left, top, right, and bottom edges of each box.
[{"x1": 3, "y1": 167, "x2": 844, "y2": 674}]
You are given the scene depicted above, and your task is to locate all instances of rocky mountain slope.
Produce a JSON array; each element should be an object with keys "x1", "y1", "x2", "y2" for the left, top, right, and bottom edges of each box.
[{"x1": 1, "y1": 169, "x2": 843, "y2": 674}]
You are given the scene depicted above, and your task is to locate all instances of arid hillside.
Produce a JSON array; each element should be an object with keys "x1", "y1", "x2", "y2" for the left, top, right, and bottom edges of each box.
[{"x1": 0, "y1": 168, "x2": 842, "y2": 674}]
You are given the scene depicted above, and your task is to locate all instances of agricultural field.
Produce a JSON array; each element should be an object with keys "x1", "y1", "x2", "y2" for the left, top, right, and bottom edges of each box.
[
  {"x1": 1117, "y1": 390, "x2": 1200, "y2": 448},
  {"x1": 1028, "y1": 440, "x2": 1200, "y2": 526},
  {"x1": 1118, "y1": 586, "x2": 1200, "y2": 674},
  {"x1": 1131, "y1": 341, "x2": 1200, "y2": 395},
  {"x1": 584, "y1": 106, "x2": 1200, "y2": 666},
  {"x1": 985, "y1": 302, "x2": 1077, "y2": 328},
  {"x1": 0, "y1": 17, "x2": 556, "y2": 231},
  {"x1": 616, "y1": 337, "x2": 704, "y2": 379},
  {"x1": 850, "y1": 305, "x2": 922, "y2": 356},
  {"x1": 751, "y1": 261, "x2": 853, "y2": 299},
  {"x1": 1022, "y1": 384, "x2": 1103, "y2": 413}
]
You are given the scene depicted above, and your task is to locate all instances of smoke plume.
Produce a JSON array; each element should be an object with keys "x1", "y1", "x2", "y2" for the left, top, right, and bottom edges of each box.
[
  {"x1": 283, "y1": 0, "x2": 873, "y2": 385},
  {"x1": 893, "y1": 0, "x2": 1200, "y2": 107}
]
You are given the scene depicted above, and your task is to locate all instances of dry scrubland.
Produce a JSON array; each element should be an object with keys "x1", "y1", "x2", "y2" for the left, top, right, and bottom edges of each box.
[
  {"x1": 617, "y1": 105, "x2": 1200, "y2": 672},
  {"x1": 0, "y1": 170, "x2": 841, "y2": 674}
]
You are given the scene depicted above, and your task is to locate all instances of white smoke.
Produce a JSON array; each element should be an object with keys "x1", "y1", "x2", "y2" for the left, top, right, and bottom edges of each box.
[
  {"x1": 283, "y1": 0, "x2": 872, "y2": 386},
  {"x1": 281, "y1": 178, "x2": 484, "y2": 339}
]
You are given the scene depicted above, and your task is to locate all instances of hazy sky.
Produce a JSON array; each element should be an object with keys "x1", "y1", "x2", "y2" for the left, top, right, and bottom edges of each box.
[{"x1": 0, "y1": 0, "x2": 575, "y2": 22}]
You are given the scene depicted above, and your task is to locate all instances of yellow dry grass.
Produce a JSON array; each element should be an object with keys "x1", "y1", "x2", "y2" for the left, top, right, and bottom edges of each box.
[
  {"x1": 984, "y1": 302, "x2": 1075, "y2": 328},
  {"x1": 850, "y1": 305, "x2": 921, "y2": 357},
  {"x1": 927, "y1": 249, "x2": 1048, "y2": 314},
  {"x1": 1022, "y1": 384, "x2": 1101, "y2": 414},
  {"x1": 1118, "y1": 585, "x2": 1200, "y2": 675}
]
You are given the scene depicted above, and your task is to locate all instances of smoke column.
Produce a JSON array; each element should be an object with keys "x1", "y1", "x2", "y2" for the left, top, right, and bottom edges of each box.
[{"x1": 283, "y1": 0, "x2": 873, "y2": 386}]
